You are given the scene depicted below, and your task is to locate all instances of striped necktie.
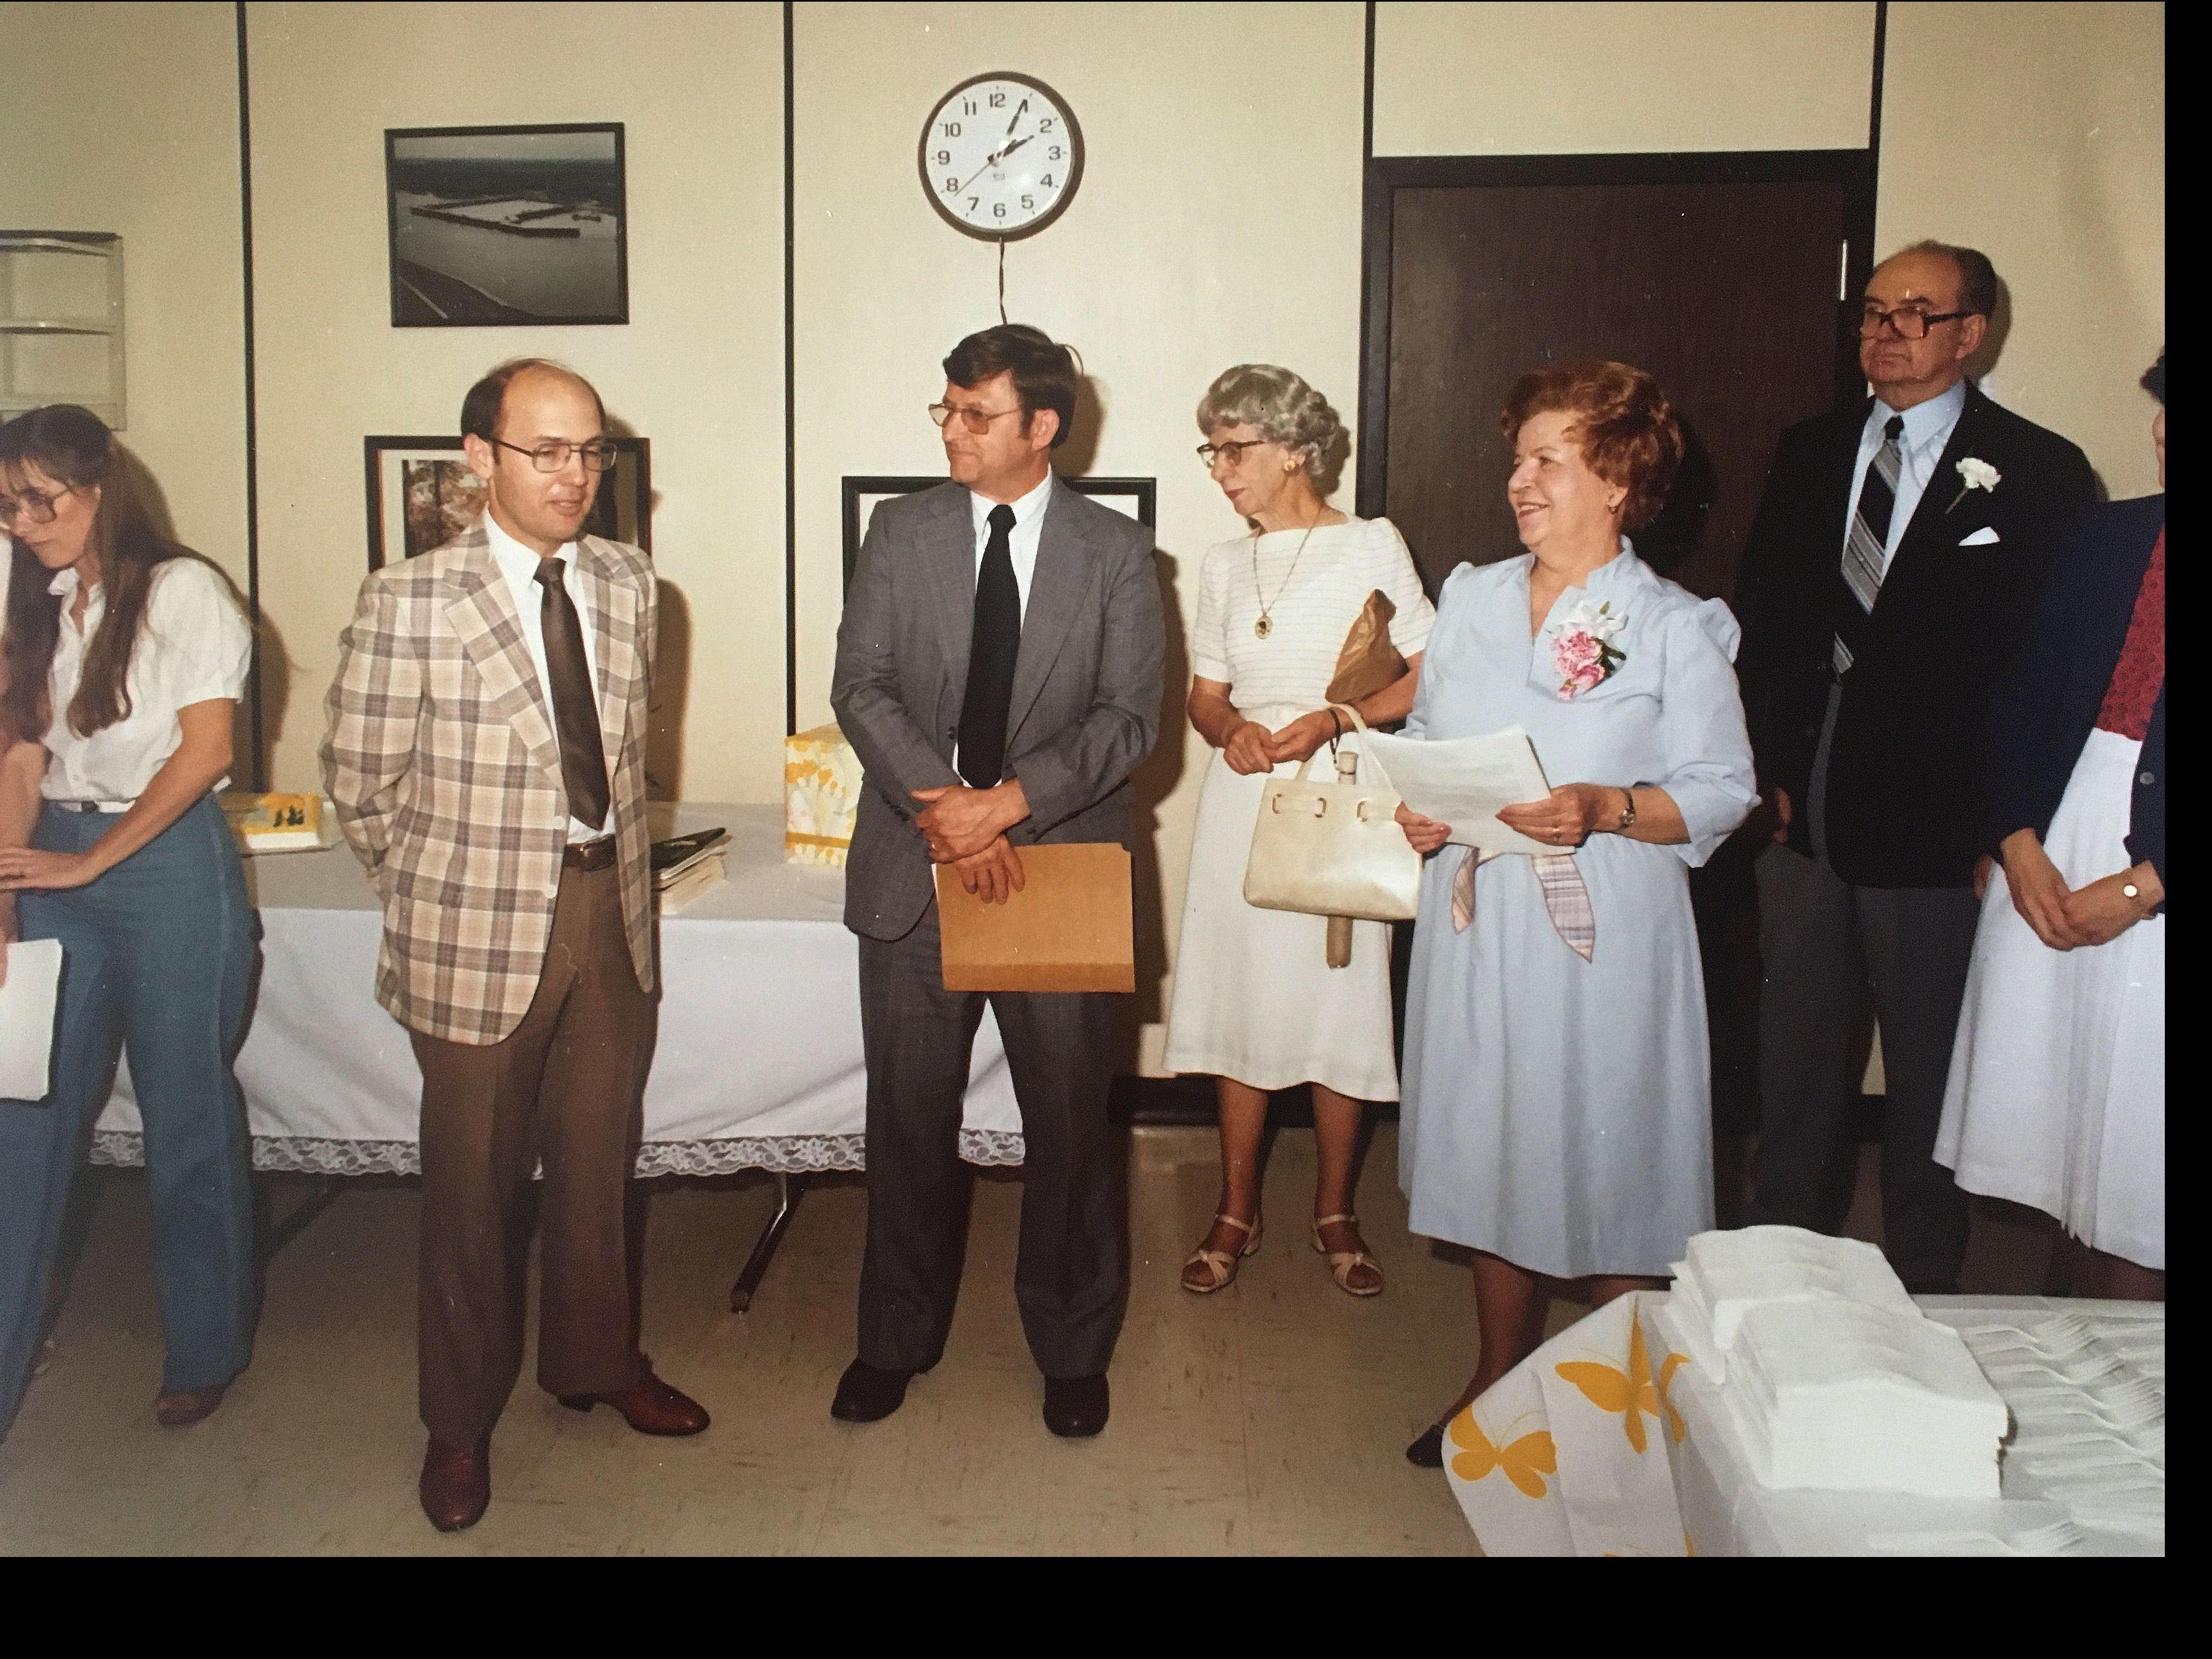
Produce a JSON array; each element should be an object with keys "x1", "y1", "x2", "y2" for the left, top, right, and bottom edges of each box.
[{"x1": 1834, "y1": 413, "x2": 1905, "y2": 676}]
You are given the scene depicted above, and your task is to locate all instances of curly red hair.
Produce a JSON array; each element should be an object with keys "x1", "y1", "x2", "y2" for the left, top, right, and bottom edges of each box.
[{"x1": 1499, "y1": 360, "x2": 1683, "y2": 531}]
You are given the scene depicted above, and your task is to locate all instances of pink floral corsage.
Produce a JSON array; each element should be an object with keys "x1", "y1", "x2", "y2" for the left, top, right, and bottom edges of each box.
[{"x1": 1549, "y1": 600, "x2": 1627, "y2": 699}]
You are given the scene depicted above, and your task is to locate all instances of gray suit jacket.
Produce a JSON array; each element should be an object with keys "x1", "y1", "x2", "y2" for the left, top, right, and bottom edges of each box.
[{"x1": 831, "y1": 477, "x2": 1165, "y2": 942}]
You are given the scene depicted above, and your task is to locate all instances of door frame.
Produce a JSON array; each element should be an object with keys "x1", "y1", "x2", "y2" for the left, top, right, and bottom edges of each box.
[{"x1": 1353, "y1": 149, "x2": 1878, "y2": 521}]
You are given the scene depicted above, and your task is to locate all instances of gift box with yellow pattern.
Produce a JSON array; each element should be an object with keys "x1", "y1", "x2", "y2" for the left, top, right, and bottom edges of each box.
[{"x1": 784, "y1": 723, "x2": 860, "y2": 866}]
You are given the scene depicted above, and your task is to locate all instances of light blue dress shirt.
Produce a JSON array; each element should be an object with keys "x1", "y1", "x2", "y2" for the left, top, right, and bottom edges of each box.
[{"x1": 1840, "y1": 379, "x2": 1968, "y2": 577}]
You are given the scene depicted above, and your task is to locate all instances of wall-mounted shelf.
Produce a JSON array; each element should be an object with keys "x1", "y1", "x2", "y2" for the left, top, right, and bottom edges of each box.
[{"x1": 1, "y1": 232, "x2": 125, "y2": 429}]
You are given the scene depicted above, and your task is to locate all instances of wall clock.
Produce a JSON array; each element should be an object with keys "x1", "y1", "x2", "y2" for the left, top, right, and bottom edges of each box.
[{"x1": 918, "y1": 71, "x2": 1084, "y2": 241}]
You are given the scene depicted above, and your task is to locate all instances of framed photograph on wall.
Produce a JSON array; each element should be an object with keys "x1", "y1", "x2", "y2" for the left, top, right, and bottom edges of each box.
[
  {"x1": 841, "y1": 475, "x2": 1156, "y2": 589},
  {"x1": 385, "y1": 123, "x2": 628, "y2": 326},
  {"x1": 364, "y1": 435, "x2": 651, "y2": 570}
]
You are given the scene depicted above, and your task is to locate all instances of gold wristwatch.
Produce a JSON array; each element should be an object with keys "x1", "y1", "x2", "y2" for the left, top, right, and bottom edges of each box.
[{"x1": 1615, "y1": 787, "x2": 1638, "y2": 834}]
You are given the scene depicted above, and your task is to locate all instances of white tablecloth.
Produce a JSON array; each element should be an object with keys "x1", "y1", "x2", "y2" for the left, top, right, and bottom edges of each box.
[
  {"x1": 1444, "y1": 1292, "x2": 2164, "y2": 1556},
  {"x1": 91, "y1": 804, "x2": 1023, "y2": 1176}
]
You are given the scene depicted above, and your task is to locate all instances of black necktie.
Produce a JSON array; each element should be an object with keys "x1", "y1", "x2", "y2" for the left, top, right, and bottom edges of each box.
[
  {"x1": 1835, "y1": 414, "x2": 1905, "y2": 675},
  {"x1": 534, "y1": 556, "x2": 611, "y2": 830},
  {"x1": 958, "y1": 504, "x2": 1020, "y2": 788}
]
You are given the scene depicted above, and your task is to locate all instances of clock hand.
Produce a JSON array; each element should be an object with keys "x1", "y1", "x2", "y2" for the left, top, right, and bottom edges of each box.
[
  {"x1": 1003, "y1": 97, "x2": 1028, "y2": 139},
  {"x1": 954, "y1": 148, "x2": 1005, "y2": 195},
  {"x1": 996, "y1": 135, "x2": 1031, "y2": 162}
]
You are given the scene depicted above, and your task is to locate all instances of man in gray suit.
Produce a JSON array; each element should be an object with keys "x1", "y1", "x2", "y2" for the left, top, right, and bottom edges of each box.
[{"x1": 829, "y1": 324, "x2": 1163, "y2": 1437}]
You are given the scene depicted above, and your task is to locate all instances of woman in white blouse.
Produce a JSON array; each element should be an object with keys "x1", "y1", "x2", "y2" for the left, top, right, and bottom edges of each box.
[
  {"x1": 1161, "y1": 366, "x2": 1434, "y2": 1297},
  {"x1": 0, "y1": 405, "x2": 259, "y2": 1438}
]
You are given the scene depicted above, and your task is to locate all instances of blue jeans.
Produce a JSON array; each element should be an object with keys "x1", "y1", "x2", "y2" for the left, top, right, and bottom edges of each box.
[{"x1": 1, "y1": 794, "x2": 258, "y2": 1435}]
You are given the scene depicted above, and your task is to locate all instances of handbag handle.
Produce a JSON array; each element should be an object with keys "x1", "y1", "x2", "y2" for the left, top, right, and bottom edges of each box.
[{"x1": 1308, "y1": 702, "x2": 1398, "y2": 795}]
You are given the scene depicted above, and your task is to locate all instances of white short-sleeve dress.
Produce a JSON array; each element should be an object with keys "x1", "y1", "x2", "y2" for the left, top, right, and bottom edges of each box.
[{"x1": 1161, "y1": 516, "x2": 1434, "y2": 1100}]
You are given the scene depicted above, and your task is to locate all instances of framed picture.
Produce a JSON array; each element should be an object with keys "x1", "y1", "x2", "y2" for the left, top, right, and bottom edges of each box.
[
  {"x1": 384, "y1": 123, "x2": 628, "y2": 326},
  {"x1": 364, "y1": 435, "x2": 651, "y2": 570},
  {"x1": 841, "y1": 475, "x2": 1156, "y2": 589}
]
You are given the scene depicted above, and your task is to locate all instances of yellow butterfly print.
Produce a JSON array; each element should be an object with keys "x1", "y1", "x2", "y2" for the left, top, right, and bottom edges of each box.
[
  {"x1": 1554, "y1": 1317, "x2": 1690, "y2": 1453},
  {"x1": 1448, "y1": 1410, "x2": 1558, "y2": 1498}
]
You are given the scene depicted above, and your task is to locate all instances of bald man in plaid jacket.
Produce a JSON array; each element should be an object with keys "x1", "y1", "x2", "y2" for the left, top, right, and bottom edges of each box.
[{"x1": 323, "y1": 359, "x2": 706, "y2": 1533}]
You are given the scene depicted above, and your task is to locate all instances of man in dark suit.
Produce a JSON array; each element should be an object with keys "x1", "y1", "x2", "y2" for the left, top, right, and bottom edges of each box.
[
  {"x1": 828, "y1": 324, "x2": 1164, "y2": 1436},
  {"x1": 1735, "y1": 241, "x2": 2096, "y2": 1291}
]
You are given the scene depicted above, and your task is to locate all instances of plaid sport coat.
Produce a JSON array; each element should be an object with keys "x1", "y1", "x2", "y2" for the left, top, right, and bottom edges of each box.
[{"x1": 320, "y1": 519, "x2": 657, "y2": 1045}]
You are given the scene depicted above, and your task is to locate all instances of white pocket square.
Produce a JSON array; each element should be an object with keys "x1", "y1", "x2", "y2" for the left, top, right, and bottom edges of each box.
[{"x1": 1960, "y1": 526, "x2": 2001, "y2": 546}]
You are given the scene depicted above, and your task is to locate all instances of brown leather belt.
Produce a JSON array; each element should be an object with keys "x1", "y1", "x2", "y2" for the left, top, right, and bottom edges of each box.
[{"x1": 563, "y1": 836, "x2": 617, "y2": 871}]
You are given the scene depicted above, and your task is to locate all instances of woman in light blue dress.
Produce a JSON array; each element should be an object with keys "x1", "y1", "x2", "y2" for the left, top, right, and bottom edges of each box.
[{"x1": 1395, "y1": 364, "x2": 1756, "y2": 1466}]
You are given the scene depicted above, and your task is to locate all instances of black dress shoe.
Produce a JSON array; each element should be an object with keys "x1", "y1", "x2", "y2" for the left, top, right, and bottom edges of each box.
[
  {"x1": 1042, "y1": 1373, "x2": 1109, "y2": 1438},
  {"x1": 832, "y1": 1358, "x2": 914, "y2": 1423},
  {"x1": 1406, "y1": 1422, "x2": 1447, "y2": 1468}
]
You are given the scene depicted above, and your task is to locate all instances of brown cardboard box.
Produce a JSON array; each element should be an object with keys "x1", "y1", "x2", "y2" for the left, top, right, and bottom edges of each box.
[{"x1": 935, "y1": 843, "x2": 1135, "y2": 993}]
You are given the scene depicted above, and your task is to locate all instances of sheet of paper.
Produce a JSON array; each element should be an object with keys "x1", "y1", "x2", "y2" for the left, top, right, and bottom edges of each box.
[
  {"x1": 1361, "y1": 727, "x2": 1555, "y2": 856},
  {"x1": 1, "y1": 938, "x2": 63, "y2": 1102}
]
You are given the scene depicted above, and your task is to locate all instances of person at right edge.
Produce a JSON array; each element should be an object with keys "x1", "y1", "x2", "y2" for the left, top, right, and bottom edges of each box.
[
  {"x1": 828, "y1": 325, "x2": 1164, "y2": 1439},
  {"x1": 1936, "y1": 353, "x2": 2165, "y2": 1300},
  {"x1": 1734, "y1": 241, "x2": 2095, "y2": 1292}
]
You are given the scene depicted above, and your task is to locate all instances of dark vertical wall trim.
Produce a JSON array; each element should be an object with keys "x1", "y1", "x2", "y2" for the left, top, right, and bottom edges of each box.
[
  {"x1": 1869, "y1": 1, "x2": 1889, "y2": 162},
  {"x1": 1354, "y1": 1, "x2": 1386, "y2": 519},
  {"x1": 235, "y1": 1, "x2": 264, "y2": 788},
  {"x1": 783, "y1": 2, "x2": 798, "y2": 737}
]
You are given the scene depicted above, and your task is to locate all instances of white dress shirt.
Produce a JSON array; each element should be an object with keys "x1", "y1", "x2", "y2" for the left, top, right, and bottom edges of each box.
[
  {"x1": 1841, "y1": 379, "x2": 1968, "y2": 577},
  {"x1": 482, "y1": 510, "x2": 611, "y2": 841},
  {"x1": 0, "y1": 554, "x2": 252, "y2": 807},
  {"x1": 968, "y1": 470, "x2": 1053, "y2": 620}
]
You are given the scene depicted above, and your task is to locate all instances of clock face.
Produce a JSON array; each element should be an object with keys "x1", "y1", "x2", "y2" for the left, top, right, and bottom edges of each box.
[{"x1": 918, "y1": 71, "x2": 1084, "y2": 242}]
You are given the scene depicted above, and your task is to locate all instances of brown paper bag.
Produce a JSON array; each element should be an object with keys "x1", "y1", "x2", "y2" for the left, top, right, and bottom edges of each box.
[
  {"x1": 1324, "y1": 589, "x2": 1407, "y2": 706},
  {"x1": 936, "y1": 843, "x2": 1136, "y2": 993}
]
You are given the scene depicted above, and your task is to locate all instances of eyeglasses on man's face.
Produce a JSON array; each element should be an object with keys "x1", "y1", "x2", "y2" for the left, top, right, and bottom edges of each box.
[
  {"x1": 0, "y1": 483, "x2": 78, "y2": 527},
  {"x1": 1856, "y1": 302, "x2": 1976, "y2": 340},
  {"x1": 928, "y1": 402, "x2": 1025, "y2": 435},
  {"x1": 1196, "y1": 439, "x2": 1271, "y2": 469},
  {"x1": 493, "y1": 438, "x2": 620, "y2": 472}
]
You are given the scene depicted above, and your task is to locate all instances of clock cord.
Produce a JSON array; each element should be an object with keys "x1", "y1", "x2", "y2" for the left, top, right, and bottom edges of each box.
[{"x1": 998, "y1": 239, "x2": 1008, "y2": 325}]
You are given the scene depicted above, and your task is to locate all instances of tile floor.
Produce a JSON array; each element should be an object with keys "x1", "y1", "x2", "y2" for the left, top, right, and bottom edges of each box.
[{"x1": 0, "y1": 1123, "x2": 2057, "y2": 1555}]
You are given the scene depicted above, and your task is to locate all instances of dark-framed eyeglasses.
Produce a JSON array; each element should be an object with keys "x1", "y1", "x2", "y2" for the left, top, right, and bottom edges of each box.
[
  {"x1": 1856, "y1": 302, "x2": 1976, "y2": 340},
  {"x1": 493, "y1": 438, "x2": 620, "y2": 472},
  {"x1": 928, "y1": 402, "x2": 1025, "y2": 435},
  {"x1": 1196, "y1": 438, "x2": 1271, "y2": 468},
  {"x1": 0, "y1": 483, "x2": 77, "y2": 527}
]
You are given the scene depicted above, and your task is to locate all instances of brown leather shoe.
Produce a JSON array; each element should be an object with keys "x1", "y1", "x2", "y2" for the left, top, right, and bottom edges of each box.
[
  {"x1": 419, "y1": 1438, "x2": 490, "y2": 1532},
  {"x1": 557, "y1": 1369, "x2": 709, "y2": 1436},
  {"x1": 153, "y1": 1385, "x2": 227, "y2": 1427}
]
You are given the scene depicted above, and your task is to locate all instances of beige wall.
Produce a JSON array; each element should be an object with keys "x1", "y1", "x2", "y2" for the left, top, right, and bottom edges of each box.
[
  {"x1": 242, "y1": 0, "x2": 786, "y2": 801},
  {"x1": 1878, "y1": 2, "x2": 2165, "y2": 498},
  {"x1": 0, "y1": 2, "x2": 249, "y2": 589},
  {"x1": 1372, "y1": 1, "x2": 1877, "y2": 155},
  {"x1": 791, "y1": 1, "x2": 1368, "y2": 1069},
  {"x1": 1, "y1": 2, "x2": 2164, "y2": 1076}
]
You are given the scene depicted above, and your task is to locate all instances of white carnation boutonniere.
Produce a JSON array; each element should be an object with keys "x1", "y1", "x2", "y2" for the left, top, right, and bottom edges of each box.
[
  {"x1": 1549, "y1": 599, "x2": 1627, "y2": 700},
  {"x1": 1947, "y1": 456, "x2": 2001, "y2": 512}
]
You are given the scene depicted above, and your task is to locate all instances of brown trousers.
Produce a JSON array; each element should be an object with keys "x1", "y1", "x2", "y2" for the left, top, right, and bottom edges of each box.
[{"x1": 409, "y1": 859, "x2": 656, "y2": 1448}]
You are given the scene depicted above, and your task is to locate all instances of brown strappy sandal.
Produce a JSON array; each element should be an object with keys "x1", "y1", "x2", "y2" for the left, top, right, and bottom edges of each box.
[
  {"x1": 1311, "y1": 1212, "x2": 1383, "y2": 1296},
  {"x1": 1181, "y1": 1212, "x2": 1263, "y2": 1294}
]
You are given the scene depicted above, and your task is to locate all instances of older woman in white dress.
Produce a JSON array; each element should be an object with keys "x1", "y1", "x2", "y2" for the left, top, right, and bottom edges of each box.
[
  {"x1": 1162, "y1": 366, "x2": 1433, "y2": 1297},
  {"x1": 1393, "y1": 363, "x2": 1756, "y2": 1465}
]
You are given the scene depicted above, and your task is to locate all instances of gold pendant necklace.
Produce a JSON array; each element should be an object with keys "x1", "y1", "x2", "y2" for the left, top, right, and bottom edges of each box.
[{"x1": 1252, "y1": 515, "x2": 1321, "y2": 639}]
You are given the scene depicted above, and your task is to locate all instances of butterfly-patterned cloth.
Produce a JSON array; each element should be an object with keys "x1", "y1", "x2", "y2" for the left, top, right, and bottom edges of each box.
[{"x1": 1451, "y1": 845, "x2": 1596, "y2": 962}]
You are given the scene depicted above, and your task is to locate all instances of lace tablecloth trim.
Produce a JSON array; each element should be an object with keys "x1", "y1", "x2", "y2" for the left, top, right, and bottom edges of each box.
[{"x1": 88, "y1": 1127, "x2": 1027, "y2": 1177}]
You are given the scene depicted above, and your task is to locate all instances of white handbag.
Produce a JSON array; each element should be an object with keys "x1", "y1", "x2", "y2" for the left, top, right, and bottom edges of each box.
[{"x1": 1242, "y1": 704, "x2": 1421, "y2": 923}]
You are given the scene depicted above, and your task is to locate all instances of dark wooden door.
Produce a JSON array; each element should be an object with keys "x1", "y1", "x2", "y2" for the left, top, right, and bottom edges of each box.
[
  {"x1": 1360, "y1": 153, "x2": 1872, "y2": 602},
  {"x1": 1359, "y1": 153, "x2": 1875, "y2": 1152}
]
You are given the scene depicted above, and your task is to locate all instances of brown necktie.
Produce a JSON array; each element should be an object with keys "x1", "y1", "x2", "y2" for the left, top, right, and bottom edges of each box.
[{"x1": 534, "y1": 556, "x2": 611, "y2": 831}]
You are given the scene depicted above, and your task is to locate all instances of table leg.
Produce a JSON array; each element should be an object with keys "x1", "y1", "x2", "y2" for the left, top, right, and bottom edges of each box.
[
  {"x1": 729, "y1": 1172, "x2": 804, "y2": 1313},
  {"x1": 258, "y1": 1173, "x2": 342, "y2": 1267}
]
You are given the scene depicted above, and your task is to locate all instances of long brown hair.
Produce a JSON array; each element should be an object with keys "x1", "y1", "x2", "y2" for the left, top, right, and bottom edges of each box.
[{"x1": 1, "y1": 405, "x2": 221, "y2": 742}]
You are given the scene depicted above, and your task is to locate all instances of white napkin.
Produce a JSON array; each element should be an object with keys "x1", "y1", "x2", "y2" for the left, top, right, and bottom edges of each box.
[
  {"x1": 1, "y1": 938, "x2": 64, "y2": 1101},
  {"x1": 1671, "y1": 1224, "x2": 1923, "y2": 1382}
]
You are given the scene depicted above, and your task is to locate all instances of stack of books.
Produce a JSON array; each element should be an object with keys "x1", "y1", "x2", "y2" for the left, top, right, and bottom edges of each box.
[{"x1": 651, "y1": 826, "x2": 729, "y2": 915}]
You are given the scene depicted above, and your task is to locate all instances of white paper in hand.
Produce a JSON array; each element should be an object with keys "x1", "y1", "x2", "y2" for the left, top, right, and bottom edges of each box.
[
  {"x1": 1, "y1": 938, "x2": 64, "y2": 1102},
  {"x1": 1361, "y1": 727, "x2": 1554, "y2": 856}
]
